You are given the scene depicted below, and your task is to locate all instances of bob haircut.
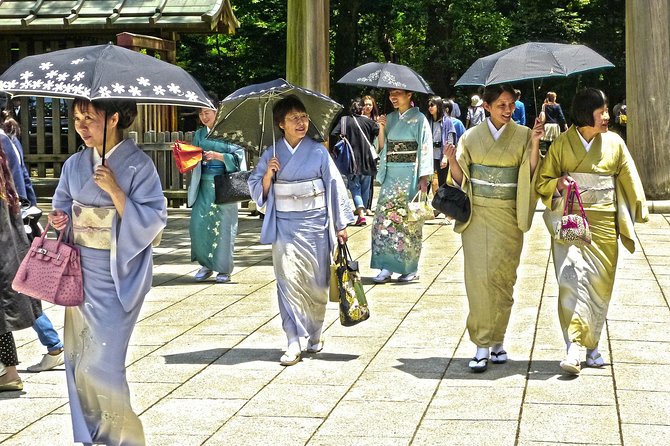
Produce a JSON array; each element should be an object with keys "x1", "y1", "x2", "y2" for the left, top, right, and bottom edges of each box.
[
  {"x1": 73, "y1": 98, "x2": 138, "y2": 131},
  {"x1": 482, "y1": 84, "x2": 515, "y2": 105},
  {"x1": 426, "y1": 95, "x2": 445, "y2": 122},
  {"x1": 272, "y1": 94, "x2": 307, "y2": 133},
  {"x1": 349, "y1": 97, "x2": 363, "y2": 116},
  {"x1": 571, "y1": 88, "x2": 608, "y2": 128}
]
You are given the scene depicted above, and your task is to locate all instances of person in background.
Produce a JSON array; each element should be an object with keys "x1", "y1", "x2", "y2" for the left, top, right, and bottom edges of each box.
[
  {"x1": 466, "y1": 95, "x2": 486, "y2": 129},
  {"x1": 540, "y1": 91, "x2": 567, "y2": 154},
  {"x1": 536, "y1": 88, "x2": 647, "y2": 375},
  {"x1": 0, "y1": 142, "x2": 41, "y2": 393},
  {"x1": 444, "y1": 84, "x2": 544, "y2": 373},
  {"x1": 371, "y1": 88, "x2": 432, "y2": 283},
  {"x1": 361, "y1": 95, "x2": 383, "y2": 216},
  {"x1": 512, "y1": 89, "x2": 526, "y2": 126},
  {"x1": 426, "y1": 96, "x2": 456, "y2": 223},
  {"x1": 331, "y1": 99, "x2": 379, "y2": 226},
  {"x1": 188, "y1": 96, "x2": 245, "y2": 284},
  {"x1": 448, "y1": 94, "x2": 462, "y2": 119},
  {"x1": 1, "y1": 115, "x2": 65, "y2": 373},
  {"x1": 444, "y1": 100, "x2": 466, "y2": 144},
  {"x1": 49, "y1": 98, "x2": 167, "y2": 445},
  {"x1": 248, "y1": 95, "x2": 354, "y2": 366}
]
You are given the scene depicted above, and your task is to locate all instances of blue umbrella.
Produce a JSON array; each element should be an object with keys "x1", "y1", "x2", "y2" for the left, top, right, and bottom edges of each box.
[
  {"x1": 209, "y1": 78, "x2": 343, "y2": 155},
  {"x1": 337, "y1": 62, "x2": 434, "y2": 94}
]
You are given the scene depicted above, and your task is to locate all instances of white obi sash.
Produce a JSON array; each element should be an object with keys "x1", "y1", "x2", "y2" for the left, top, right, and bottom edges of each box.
[
  {"x1": 274, "y1": 178, "x2": 326, "y2": 212},
  {"x1": 72, "y1": 201, "x2": 163, "y2": 250},
  {"x1": 568, "y1": 172, "x2": 615, "y2": 206}
]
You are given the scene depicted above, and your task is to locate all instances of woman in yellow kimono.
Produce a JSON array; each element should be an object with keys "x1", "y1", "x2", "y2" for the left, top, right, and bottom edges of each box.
[
  {"x1": 536, "y1": 88, "x2": 648, "y2": 375},
  {"x1": 444, "y1": 84, "x2": 544, "y2": 372}
]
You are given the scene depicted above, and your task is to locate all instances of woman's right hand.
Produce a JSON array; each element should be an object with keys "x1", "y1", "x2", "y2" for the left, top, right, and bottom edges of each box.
[
  {"x1": 443, "y1": 143, "x2": 457, "y2": 161},
  {"x1": 556, "y1": 175, "x2": 575, "y2": 192},
  {"x1": 264, "y1": 157, "x2": 281, "y2": 179},
  {"x1": 48, "y1": 209, "x2": 69, "y2": 231}
]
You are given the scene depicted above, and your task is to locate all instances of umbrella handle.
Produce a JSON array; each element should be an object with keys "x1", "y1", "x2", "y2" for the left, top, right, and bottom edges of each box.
[{"x1": 101, "y1": 110, "x2": 108, "y2": 166}]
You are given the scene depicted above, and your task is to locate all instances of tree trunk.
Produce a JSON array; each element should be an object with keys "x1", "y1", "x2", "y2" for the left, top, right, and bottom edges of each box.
[
  {"x1": 286, "y1": 0, "x2": 330, "y2": 95},
  {"x1": 626, "y1": 0, "x2": 670, "y2": 199},
  {"x1": 332, "y1": 0, "x2": 362, "y2": 103}
]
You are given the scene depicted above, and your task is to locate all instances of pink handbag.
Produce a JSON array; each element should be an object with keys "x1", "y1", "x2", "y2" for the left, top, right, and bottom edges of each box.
[
  {"x1": 558, "y1": 181, "x2": 592, "y2": 247},
  {"x1": 12, "y1": 223, "x2": 84, "y2": 306}
]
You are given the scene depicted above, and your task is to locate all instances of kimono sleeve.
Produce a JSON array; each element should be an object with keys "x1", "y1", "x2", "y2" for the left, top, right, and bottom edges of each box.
[
  {"x1": 417, "y1": 116, "x2": 434, "y2": 179},
  {"x1": 536, "y1": 136, "x2": 565, "y2": 208},
  {"x1": 615, "y1": 140, "x2": 648, "y2": 253},
  {"x1": 322, "y1": 148, "x2": 354, "y2": 232},
  {"x1": 515, "y1": 129, "x2": 541, "y2": 232}
]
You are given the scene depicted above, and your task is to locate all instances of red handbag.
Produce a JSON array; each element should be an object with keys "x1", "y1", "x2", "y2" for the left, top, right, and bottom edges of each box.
[
  {"x1": 12, "y1": 223, "x2": 84, "y2": 306},
  {"x1": 172, "y1": 141, "x2": 203, "y2": 174}
]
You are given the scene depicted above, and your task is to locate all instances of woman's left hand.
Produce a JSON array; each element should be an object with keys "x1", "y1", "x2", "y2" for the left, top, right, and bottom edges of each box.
[
  {"x1": 531, "y1": 117, "x2": 545, "y2": 141},
  {"x1": 337, "y1": 228, "x2": 348, "y2": 244},
  {"x1": 94, "y1": 165, "x2": 121, "y2": 195},
  {"x1": 203, "y1": 151, "x2": 223, "y2": 162}
]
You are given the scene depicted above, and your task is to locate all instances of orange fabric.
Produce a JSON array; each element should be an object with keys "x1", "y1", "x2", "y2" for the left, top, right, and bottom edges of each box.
[{"x1": 172, "y1": 141, "x2": 202, "y2": 173}]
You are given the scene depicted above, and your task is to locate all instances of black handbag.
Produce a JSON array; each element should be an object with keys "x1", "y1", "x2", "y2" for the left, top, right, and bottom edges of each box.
[
  {"x1": 214, "y1": 155, "x2": 252, "y2": 204},
  {"x1": 335, "y1": 242, "x2": 370, "y2": 327},
  {"x1": 431, "y1": 183, "x2": 471, "y2": 222}
]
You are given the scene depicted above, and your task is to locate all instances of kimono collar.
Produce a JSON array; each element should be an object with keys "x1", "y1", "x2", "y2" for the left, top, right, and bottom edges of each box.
[
  {"x1": 92, "y1": 140, "x2": 123, "y2": 167},
  {"x1": 283, "y1": 137, "x2": 304, "y2": 155},
  {"x1": 486, "y1": 117, "x2": 507, "y2": 141},
  {"x1": 576, "y1": 128, "x2": 596, "y2": 152}
]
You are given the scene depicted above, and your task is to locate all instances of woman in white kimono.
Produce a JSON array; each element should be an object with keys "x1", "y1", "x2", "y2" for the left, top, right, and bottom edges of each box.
[
  {"x1": 444, "y1": 84, "x2": 544, "y2": 372},
  {"x1": 371, "y1": 89, "x2": 433, "y2": 283},
  {"x1": 49, "y1": 99, "x2": 167, "y2": 445},
  {"x1": 248, "y1": 95, "x2": 354, "y2": 366},
  {"x1": 536, "y1": 88, "x2": 647, "y2": 375},
  {"x1": 188, "y1": 103, "x2": 245, "y2": 283}
]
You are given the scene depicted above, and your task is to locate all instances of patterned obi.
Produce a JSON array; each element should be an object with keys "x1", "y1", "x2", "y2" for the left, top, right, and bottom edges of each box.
[
  {"x1": 470, "y1": 164, "x2": 519, "y2": 200},
  {"x1": 274, "y1": 178, "x2": 326, "y2": 212},
  {"x1": 72, "y1": 201, "x2": 163, "y2": 250},
  {"x1": 568, "y1": 172, "x2": 615, "y2": 206},
  {"x1": 386, "y1": 140, "x2": 418, "y2": 163}
]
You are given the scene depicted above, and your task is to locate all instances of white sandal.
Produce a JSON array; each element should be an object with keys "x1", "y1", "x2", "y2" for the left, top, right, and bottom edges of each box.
[
  {"x1": 560, "y1": 357, "x2": 581, "y2": 375},
  {"x1": 306, "y1": 338, "x2": 325, "y2": 353},
  {"x1": 280, "y1": 351, "x2": 301, "y2": 366},
  {"x1": 586, "y1": 350, "x2": 605, "y2": 368}
]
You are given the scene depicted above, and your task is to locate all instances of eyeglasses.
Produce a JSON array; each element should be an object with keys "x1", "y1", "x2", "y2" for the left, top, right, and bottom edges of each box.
[
  {"x1": 285, "y1": 113, "x2": 309, "y2": 124},
  {"x1": 428, "y1": 103, "x2": 436, "y2": 107}
]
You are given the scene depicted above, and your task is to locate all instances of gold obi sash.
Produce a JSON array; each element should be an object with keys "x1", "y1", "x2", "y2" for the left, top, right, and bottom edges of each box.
[
  {"x1": 274, "y1": 178, "x2": 326, "y2": 212},
  {"x1": 72, "y1": 201, "x2": 163, "y2": 250},
  {"x1": 386, "y1": 140, "x2": 418, "y2": 163},
  {"x1": 470, "y1": 164, "x2": 519, "y2": 200},
  {"x1": 568, "y1": 172, "x2": 615, "y2": 207}
]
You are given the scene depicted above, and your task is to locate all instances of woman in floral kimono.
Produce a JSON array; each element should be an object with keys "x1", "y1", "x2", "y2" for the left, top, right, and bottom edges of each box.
[
  {"x1": 536, "y1": 88, "x2": 647, "y2": 375},
  {"x1": 188, "y1": 102, "x2": 245, "y2": 283},
  {"x1": 49, "y1": 99, "x2": 167, "y2": 445},
  {"x1": 248, "y1": 95, "x2": 353, "y2": 366},
  {"x1": 371, "y1": 89, "x2": 433, "y2": 283},
  {"x1": 444, "y1": 84, "x2": 544, "y2": 372}
]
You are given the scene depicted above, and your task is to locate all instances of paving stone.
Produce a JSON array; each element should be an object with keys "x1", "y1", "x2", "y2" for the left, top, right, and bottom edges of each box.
[
  {"x1": 426, "y1": 385, "x2": 524, "y2": 420},
  {"x1": 412, "y1": 419, "x2": 517, "y2": 446},
  {"x1": 318, "y1": 400, "x2": 426, "y2": 438},
  {"x1": 141, "y1": 397, "x2": 244, "y2": 436},
  {"x1": 204, "y1": 415, "x2": 322, "y2": 446},
  {"x1": 620, "y1": 423, "x2": 670, "y2": 446}
]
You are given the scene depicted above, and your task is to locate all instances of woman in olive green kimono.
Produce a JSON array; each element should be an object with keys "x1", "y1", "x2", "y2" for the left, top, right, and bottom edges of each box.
[
  {"x1": 444, "y1": 84, "x2": 544, "y2": 372},
  {"x1": 536, "y1": 88, "x2": 648, "y2": 375}
]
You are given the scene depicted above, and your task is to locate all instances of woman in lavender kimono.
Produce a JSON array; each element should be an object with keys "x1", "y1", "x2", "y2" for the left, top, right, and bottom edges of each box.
[
  {"x1": 49, "y1": 99, "x2": 167, "y2": 446},
  {"x1": 371, "y1": 89, "x2": 433, "y2": 283},
  {"x1": 248, "y1": 95, "x2": 354, "y2": 366},
  {"x1": 188, "y1": 103, "x2": 245, "y2": 284}
]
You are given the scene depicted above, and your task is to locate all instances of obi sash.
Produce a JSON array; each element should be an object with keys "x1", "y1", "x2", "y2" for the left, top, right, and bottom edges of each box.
[
  {"x1": 72, "y1": 201, "x2": 163, "y2": 250},
  {"x1": 470, "y1": 164, "x2": 519, "y2": 200},
  {"x1": 568, "y1": 172, "x2": 615, "y2": 207},
  {"x1": 274, "y1": 178, "x2": 326, "y2": 212},
  {"x1": 386, "y1": 140, "x2": 418, "y2": 163}
]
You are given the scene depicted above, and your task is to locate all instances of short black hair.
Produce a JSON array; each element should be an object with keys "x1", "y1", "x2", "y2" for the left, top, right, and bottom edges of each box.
[
  {"x1": 73, "y1": 98, "x2": 138, "y2": 130},
  {"x1": 273, "y1": 94, "x2": 307, "y2": 132},
  {"x1": 482, "y1": 84, "x2": 515, "y2": 105},
  {"x1": 444, "y1": 100, "x2": 454, "y2": 115},
  {"x1": 571, "y1": 88, "x2": 608, "y2": 127},
  {"x1": 349, "y1": 97, "x2": 363, "y2": 116}
]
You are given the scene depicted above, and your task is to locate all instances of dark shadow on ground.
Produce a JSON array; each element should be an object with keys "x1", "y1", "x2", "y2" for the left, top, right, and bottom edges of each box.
[{"x1": 164, "y1": 348, "x2": 359, "y2": 365}]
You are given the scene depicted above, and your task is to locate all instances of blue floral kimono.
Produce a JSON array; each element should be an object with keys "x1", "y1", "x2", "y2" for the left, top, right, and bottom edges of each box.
[
  {"x1": 188, "y1": 126, "x2": 245, "y2": 275},
  {"x1": 53, "y1": 139, "x2": 167, "y2": 446},
  {"x1": 248, "y1": 137, "x2": 353, "y2": 344},
  {"x1": 371, "y1": 107, "x2": 433, "y2": 275}
]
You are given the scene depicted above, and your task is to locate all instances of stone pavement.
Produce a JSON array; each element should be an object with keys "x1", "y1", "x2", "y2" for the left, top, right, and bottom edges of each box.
[{"x1": 2, "y1": 207, "x2": 669, "y2": 446}]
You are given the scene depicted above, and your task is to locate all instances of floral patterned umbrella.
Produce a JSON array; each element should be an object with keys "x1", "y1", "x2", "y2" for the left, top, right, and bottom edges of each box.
[
  {"x1": 337, "y1": 62, "x2": 434, "y2": 94},
  {"x1": 0, "y1": 44, "x2": 212, "y2": 108}
]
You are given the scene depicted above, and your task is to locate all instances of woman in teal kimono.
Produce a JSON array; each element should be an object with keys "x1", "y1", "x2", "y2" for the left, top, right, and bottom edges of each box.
[
  {"x1": 49, "y1": 99, "x2": 167, "y2": 446},
  {"x1": 188, "y1": 105, "x2": 245, "y2": 283},
  {"x1": 371, "y1": 89, "x2": 433, "y2": 283},
  {"x1": 248, "y1": 95, "x2": 353, "y2": 366},
  {"x1": 536, "y1": 88, "x2": 648, "y2": 375}
]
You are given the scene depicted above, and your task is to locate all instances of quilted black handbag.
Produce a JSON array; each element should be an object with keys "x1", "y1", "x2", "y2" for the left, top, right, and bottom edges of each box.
[
  {"x1": 214, "y1": 155, "x2": 252, "y2": 204},
  {"x1": 431, "y1": 183, "x2": 471, "y2": 222}
]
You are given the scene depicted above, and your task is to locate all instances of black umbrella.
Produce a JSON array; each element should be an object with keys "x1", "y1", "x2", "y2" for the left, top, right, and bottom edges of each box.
[
  {"x1": 208, "y1": 78, "x2": 343, "y2": 156},
  {"x1": 0, "y1": 44, "x2": 213, "y2": 107},
  {"x1": 337, "y1": 62, "x2": 434, "y2": 94},
  {"x1": 455, "y1": 42, "x2": 614, "y2": 87},
  {"x1": 0, "y1": 44, "x2": 213, "y2": 162}
]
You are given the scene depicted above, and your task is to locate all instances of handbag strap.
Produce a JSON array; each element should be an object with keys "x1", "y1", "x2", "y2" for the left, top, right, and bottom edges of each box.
[
  {"x1": 352, "y1": 116, "x2": 373, "y2": 148},
  {"x1": 562, "y1": 181, "x2": 587, "y2": 220}
]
